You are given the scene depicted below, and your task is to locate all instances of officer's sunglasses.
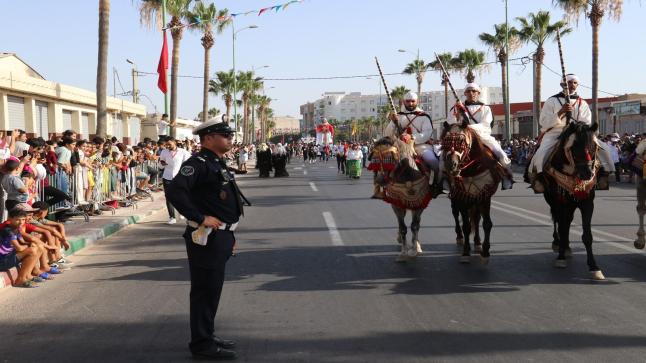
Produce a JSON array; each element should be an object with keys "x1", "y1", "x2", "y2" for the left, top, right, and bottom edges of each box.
[{"x1": 209, "y1": 132, "x2": 234, "y2": 139}]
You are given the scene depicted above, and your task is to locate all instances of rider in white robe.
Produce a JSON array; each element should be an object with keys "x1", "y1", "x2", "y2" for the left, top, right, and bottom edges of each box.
[
  {"x1": 447, "y1": 83, "x2": 513, "y2": 189},
  {"x1": 384, "y1": 92, "x2": 440, "y2": 186},
  {"x1": 528, "y1": 74, "x2": 615, "y2": 188}
]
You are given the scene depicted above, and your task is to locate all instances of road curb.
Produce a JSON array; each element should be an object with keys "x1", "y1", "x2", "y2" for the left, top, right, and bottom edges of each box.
[{"x1": 0, "y1": 205, "x2": 164, "y2": 290}]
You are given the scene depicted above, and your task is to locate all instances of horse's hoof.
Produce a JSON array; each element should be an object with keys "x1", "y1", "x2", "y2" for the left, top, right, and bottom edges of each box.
[
  {"x1": 590, "y1": 270, "x2": 606, "y2": 280},
  {"x1": 475, "y1": 245, "x2": 483, "y2": 253},
  {"x1": 480, "y1": 256, "x2": 489, "y2": 265},
  {"x1": 554, "y1": 259, "x2": 568, "y2": 269},
  {"x1": 634, "y1": 239, "x2": 645, "y2": 250},
  {"x1": 565, "y1": 248, "x2": 573, "y2": 258},
  {"x1": 456, "y1": 237, "x2": 464, "y2": 246},
  {"x1": 407, "y1": 248, "x2": 418, "y2": 258},
  {"x1": 415, "y1": 242, "x2": 423, "y2": 254},
  {"x1": 459, "y1": 256, "x2": 471, "y2": 264}
]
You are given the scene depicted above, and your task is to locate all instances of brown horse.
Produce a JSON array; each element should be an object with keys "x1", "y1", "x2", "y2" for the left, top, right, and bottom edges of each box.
[
  {"x1": 442, "y1": 123, "x2": 503, "y2": 264},
  {"x1": 629, "y1": 142, "x2": 646, "y2": 249},
  {"x1": 370, "y1": 137, "x2": 432, "y2": 262}
]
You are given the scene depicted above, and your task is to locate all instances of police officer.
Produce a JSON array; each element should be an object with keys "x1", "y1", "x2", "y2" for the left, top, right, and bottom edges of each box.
[{"x1": 166, "y1": 119, "x2": 246, "y2": 360}]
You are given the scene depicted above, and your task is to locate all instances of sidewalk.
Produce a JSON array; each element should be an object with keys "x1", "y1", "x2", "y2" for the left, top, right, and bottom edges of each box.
[{"x1": 0, "y1": 192, "x2": 167, "y2": 290}]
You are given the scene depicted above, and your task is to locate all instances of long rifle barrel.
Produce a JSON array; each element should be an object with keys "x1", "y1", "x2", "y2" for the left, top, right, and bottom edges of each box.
[
  {"x1": 434, "y1": 53, "x2": 474, "y2": 124},
  {"x1": 555, "y1": 29, "x2": 572, "y2": 122},
  {"x1": 375, "y1": 57, "x2": 402, "y2": 134}
]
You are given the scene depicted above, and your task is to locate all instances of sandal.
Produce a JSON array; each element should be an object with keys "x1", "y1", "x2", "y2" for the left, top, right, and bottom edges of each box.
[
  {"x1": 39, "y1": 272, "x2": 55, "y2": 280},
  {"x1": 14, "y1": 280, "x2": 38, "y2": 288},
  {"x1": 49, "y1": 267, "x2": 62, "y2": 274},
  {"x1": 31, "y1": 276, "x2": 45, "y2": 283}
]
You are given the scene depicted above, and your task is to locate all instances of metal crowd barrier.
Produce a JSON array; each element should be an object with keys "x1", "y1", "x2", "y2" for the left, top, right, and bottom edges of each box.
[{"x1": 30, "y1": 159, "x2": 163, "y2": 222}]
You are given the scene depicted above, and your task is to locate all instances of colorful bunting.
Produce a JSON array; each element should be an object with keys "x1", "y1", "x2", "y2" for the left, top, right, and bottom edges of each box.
[{"x1": 220, "y1": 0, "x2": 304, "y2": 21}]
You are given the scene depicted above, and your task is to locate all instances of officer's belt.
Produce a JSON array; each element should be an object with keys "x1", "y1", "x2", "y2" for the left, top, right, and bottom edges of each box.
[{"x1": 187, "y1": 220, "x2": 239, "y2": 231}]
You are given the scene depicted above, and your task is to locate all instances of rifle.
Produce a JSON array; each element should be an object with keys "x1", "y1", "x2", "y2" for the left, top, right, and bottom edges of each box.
[
  {"x1": 374, "y1": 57, "x2": 403, "y2": 135},
  {"x1": 555, "y1": 29, "x2": 572, "y2": 123},
  {"x1": 433, "y1": 53, "x2": 475, "y2": 126}
]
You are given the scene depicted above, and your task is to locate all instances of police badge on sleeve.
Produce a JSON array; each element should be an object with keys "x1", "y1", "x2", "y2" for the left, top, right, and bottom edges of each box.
[{"x1": 181, "y1": 166, "x2": 195, "y2": 176}]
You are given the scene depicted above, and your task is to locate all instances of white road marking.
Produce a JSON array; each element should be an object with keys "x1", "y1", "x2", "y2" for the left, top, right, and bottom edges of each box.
[
  {"x1": 309, "y1": 182, "x2": 318, "y2": 192},
  {"x1": 294, "y1": 167, "x2": 303, "y2": 170},
  {"x1": 323, "y1": 211, "x2": 344, "y2": 246},
  {"x1": 491, "y1": 200, "x2": 639, "y2": 254},
  {"x1": 303, "y1": 170, "x2": 308, "y2": 175}
]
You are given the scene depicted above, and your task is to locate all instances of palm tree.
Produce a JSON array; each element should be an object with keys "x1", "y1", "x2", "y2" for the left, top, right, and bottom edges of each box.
[
  {"x1": 209, "y1": 70, "x2": 236, "y2": 121},
  {"x1": 428, "y1": 52, "x2": 455, "y2": 119},
  {"x1": 553, "y1": 0, "x2": 623, "y2": 125},
  {"x1": 390, "y1": 85, "x2": 411, "y2": 109},
  {"x1": 237, "y1": 71, "x2": 263, "y2": 143},
  {"x1": 453, "y1": 49, "x2": 487, "y2": 83},
  {"x1": 166, "y1": 0, "x2": 192, "y2": 136},
  {"x1": 256, "y1": 95, "x2": 272, "y2": 142},
  {"x1": 96, "y1": 0, "x2": 110, "y2": 138},
  {"x1": 479, "y1": 23, "x2": 520, "y2": 108},
  {"x1": 190, "y1": 2, "x2": 230, "y2": 122},
  {"x1": 402, "y1": 59, "x2": 430, "y2": 99},
  {"x1": 517, "y1": 11, "x2": 570, "y2": 128}
]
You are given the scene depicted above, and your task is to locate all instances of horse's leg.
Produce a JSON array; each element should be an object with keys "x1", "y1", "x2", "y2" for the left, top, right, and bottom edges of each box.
[
  {"x1": 480, "y1": 198, "x2": 493, "y2": 265},
  {"x1": 581, "y1": 198, "x2": 604, "y2": 280},
  {"x1": 451, "y1": 198, "x2": 464, "y2": 246},
  {"x1": 410, "y1": 209, "x2": 423, "y2": 256},
  {"x1": 635, "y1": 180, "x2": 646, "y2": 249},
  {"x1": 472, "y1": 207, "x2": 482, "y2": 253},
  {"x1": 392, "y1": 206, "x2": 409, "y2": 262},
  {"x1": 460, "y1": 206, "x2": 472, "y2": 263},
  {"x1": 544, "y1": 193, "x2": 560, "y2": 253},
  {"x1": 554, "y1": 203, "x2": 575, "y2": 269}
]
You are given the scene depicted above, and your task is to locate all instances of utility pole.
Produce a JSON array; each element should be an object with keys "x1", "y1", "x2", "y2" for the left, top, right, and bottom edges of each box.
[
  {"x1": 162, "y1": 0, "x2": 169, "y2": 114},
  {"x1": 504, "y1": 0, "x2": 512, "y2": 140}
]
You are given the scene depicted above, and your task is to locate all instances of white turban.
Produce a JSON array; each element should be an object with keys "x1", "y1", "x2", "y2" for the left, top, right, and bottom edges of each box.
[
  {"x1": 464, "y1": 83, "x2": 481, "y2": 92},
  {"x1": 404, "y1": 92, "x2": 418, "y2": 101},
  {"x1": 565, "y1": 74, "x2": 579, "y2": 83}
]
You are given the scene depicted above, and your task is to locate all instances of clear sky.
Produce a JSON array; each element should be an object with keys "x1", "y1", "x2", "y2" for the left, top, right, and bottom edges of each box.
[{"x1": 1, "y1": 0, "x2": 644, "y2": 119}]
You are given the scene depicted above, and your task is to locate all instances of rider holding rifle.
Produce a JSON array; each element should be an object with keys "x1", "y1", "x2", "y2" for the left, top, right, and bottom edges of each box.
[{"x1": 448, "y1": 83, "x2": 514, "y2": 190}]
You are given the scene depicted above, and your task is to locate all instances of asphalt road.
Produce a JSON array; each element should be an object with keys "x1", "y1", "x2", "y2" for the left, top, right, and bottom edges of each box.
[{"x1": 2, "y1": 157, "x2": 646, "y2": 362}]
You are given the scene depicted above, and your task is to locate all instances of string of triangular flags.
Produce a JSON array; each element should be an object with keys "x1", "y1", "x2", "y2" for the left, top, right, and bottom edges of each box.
[{"x1": 216, "y1": 0, "x2": 304, "y2": 21}]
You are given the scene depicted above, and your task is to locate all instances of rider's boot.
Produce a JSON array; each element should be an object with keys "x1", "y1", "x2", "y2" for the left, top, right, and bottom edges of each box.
[
  {"x1": 531, "y1": 172, "x2": 545, "y2": 194},
  {"x1": 371, "y1": 184, "x2": 384, "y2": 199}
]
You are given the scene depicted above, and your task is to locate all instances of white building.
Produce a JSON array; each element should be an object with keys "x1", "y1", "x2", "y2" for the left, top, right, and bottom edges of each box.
[
  {"x1": 0, "y1": 53, "x2": 146, "y2": 144},
  {"x1": 301, "y1": 87, "x2": 503, "y2": 128}
]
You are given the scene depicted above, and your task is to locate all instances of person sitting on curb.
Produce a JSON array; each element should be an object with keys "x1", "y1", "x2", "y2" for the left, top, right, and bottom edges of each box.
[
  {"x1": 25, "y1": 203, "x2": 72, "y2": 270},
  {"x1": 0, "y1": 208, "x2": 41, "y2": 288},
  {"x1": 30, "y1": 202, "x2": 71, "y2": 255}
]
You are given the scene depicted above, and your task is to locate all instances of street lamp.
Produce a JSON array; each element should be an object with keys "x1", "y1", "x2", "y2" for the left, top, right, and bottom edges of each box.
[
  {"x1": 232, "y1": 23, "x2": 259, "y2": 142},
  {"x1": 126, "y1": 59, "x2": 139, "y2": 104}
]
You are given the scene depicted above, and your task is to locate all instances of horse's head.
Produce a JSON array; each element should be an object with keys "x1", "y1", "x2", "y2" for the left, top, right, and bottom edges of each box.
[
  {"x1": 441, "y1": 123, "x2": 471, "y2": 176},
  {"x1": 559, "y1": 122, "x2": 600, "y2": 181}
]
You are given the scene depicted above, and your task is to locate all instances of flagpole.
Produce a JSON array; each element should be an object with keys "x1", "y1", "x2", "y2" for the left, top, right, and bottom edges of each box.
[{"x1": 162, "y1": 0, "x2": 169, "y2": 115}]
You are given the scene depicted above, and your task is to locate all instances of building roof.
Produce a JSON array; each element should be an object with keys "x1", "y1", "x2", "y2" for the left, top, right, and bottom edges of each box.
[{"x1": 0, "y1": 52, "x2": 46, "y2": 80}]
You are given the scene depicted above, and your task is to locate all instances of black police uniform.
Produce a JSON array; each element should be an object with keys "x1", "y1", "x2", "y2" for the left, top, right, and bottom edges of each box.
[{"x1": 166, "y1": 147, "x2": 244, "y2": 354}]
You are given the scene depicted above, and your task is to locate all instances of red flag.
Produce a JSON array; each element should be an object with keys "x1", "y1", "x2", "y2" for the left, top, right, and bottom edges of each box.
[
  {"x1": 258, "y1": 7, "x2": 269, "y2": 16},
  {"x1": 157, "y1": 30, "x2": 169, "y2": 93}
]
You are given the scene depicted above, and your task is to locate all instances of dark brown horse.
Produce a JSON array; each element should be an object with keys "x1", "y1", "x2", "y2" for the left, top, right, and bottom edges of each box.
[
  {"x1": 540, "y1": 121, "x2": 605, "y2": 280},
  {"x1": 442, "y1": 123, "x2": 502, "y2": 264}
]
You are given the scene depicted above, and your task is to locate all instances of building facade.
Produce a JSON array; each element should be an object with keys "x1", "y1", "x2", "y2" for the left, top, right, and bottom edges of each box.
[{"x1": 0, "y1": 53, "x2": 146, "y2": 144}]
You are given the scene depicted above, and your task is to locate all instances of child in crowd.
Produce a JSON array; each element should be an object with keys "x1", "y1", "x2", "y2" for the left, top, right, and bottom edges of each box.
[{"x1": 0, "y1": 208, "x2": 42, "y2": 288}]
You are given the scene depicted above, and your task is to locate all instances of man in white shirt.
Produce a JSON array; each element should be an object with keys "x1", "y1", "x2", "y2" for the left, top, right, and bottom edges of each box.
[
  {"x1": 159, "y1": 137, "x2": 192, "y2": 224},
  {"x1": 158, "y1": 113, "x2": 176, "y2": 140}
]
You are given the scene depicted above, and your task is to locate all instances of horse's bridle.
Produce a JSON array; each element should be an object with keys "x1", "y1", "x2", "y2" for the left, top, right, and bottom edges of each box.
[{"x1": 442, "y1": 131, "x2": 472, "y2": 175}]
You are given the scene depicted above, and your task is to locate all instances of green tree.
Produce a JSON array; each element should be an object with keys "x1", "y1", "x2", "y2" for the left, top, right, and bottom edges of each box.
[
  {"x1": 236, "y1": 71, "x2": 263, "y2": 143},
  {"x1": 429, "y1": 52, "x2": 455, "y2": 119},
  {"x1": 402, "y1": 59, "x2": 430, "y2": 99},
  {"x1": 209, "y1": 70, "x2": 236, "y2": 122},
  {"x1": 454, "y1": 49, "x2": 487, "y2": 83},
  {"x1": 479, "y1": 23, "x2": 520, "y2": 107},
  {"x1": 96, "y1": 0, "x2": 110, "y2": 138},
  {"x1": 552, "y1": 0, "x2": 623, "y2": 125},
  {"x1": 390, "y1": 85, "x2": 411, "y2": 110},
  {"x1": 517, "y1": 11, "x2": 570, "y2": 126},
  {"x1": 189, "y1": 2, "x2": 230, "y2": 122}
]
